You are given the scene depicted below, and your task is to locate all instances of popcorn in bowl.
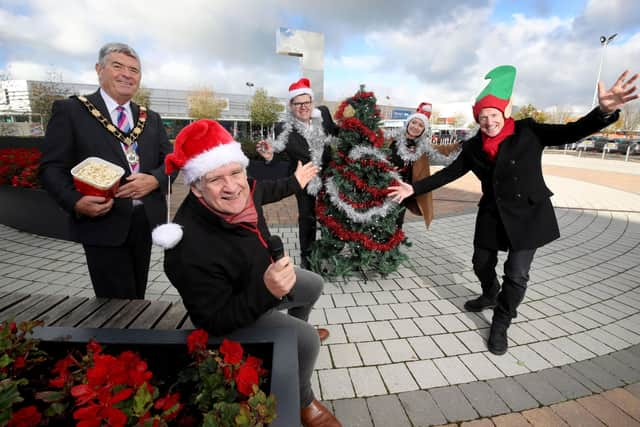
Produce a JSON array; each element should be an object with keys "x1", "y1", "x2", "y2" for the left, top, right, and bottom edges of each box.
[{"x1": 71, "y1": 157, "x2": 125, "y2": 198}]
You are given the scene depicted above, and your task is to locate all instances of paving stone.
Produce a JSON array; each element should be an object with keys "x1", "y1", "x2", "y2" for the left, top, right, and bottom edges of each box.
[
  {"x1": 332, "y1": 398, "x2": 374, "y2": 427},
  {"x1": 577, "y1": 394, "x2": 640, "y2": 427},
  {"x1": 561, "y1": 365, "x2": 604, "y2": 393},
  {"x1": 486, "y1": 377, "x2": 540, "y2": 412},
  {"x1": 398, "y1": 390, "x2": 448, "y2": 427},
  {"x1": 414, "y1": 316, "x2": 447, "y2": 335},
  {"x1": 325, "y1": 307, "x2": 351, "y2": 324},
  {"x1": 625, "y1": 383, "x2": 640, "y2": 399},
  {"x1": 383, "y1": 339, "x2": 418, "y2": 362},
  {"x1": 367, "y1": 320, "x2": 398, "y2": 340},
  {"x1": 318, "y1": 368, "x2": 355, "y2": 400},
  {"x1": 429, "y1": 385, "x2": 478, "y2": 423},
  {"x1": 456, "y1": 330, "x2": 490, "y2": 353},
  {"x1": 514, "y1": 372, "x2": 566, "y2": 406},
  {"x1": 346, "y1": 306, "x2": 375, "y2": 322},
  {"x1": 485, "y1": 350, "x2": 531, "y2": 377},
  {"x1": 509, "y1": 345, "x2": 553, "y2": 372},
  {"x1": 522, "y1": 407, "x2": 569, "y2": 426},
  {"x1": 344, "y1": 323, "x2": 373, "y2": 342},
  {"x1": 390, "y1": 318, "x2": 423, "y2": 337},
  {"x1": 551, "y1": 400, "x2": 606, "y2": 427},
  {"x1": 571, "y1": 359, "x2": 626, "y2": 390},
  {"x1": 330, "y1": 343, "x2": 363, "y2": 368},
  {"x1": 529, "y1": 341, "x2": 576, "y2": 366},
  {"x1": 406, "y1": 359, "x2": 449, "y2": 389},
  {"x1": 378, "y1": 363, "x2": 418, "y2": 393},
  {"x1": 602, "y1": 388, "x2": 640, "y2": 421},
  {"x1": 549, "y1": 337, "x2": 596, "y2": 361},
  {"x1": 459, "y1": 353, "x2": 504, "y2": 380},
  {"x1": 539, "y1": 367, "x2": 592, "y2": 400},
  {"x1": 460, "y1": 419, "x2": 494, "y2": 427},
  {"x1": 366, "y1": 395, "x2": 412, "y2": 427},
  {"x1": 369, "y1": 304, "x2": 397, "y2": 320},
  {"x1": 434, "y1": 356, "x2": 476, "y2": 384},
  {"x1": 349, "y1": 366, "x2": 387, "y2": 397},
  {"x1": 591, "y1": 355, "x2": 640, "y2": 384},
  {"x1": 357, "y1": 341, "x2": 391, "y2": 365},
  {"x1": 433, "y1": 333, "x2": 469, "y2": 356},
  {"x1": 491, "y1": 413, "x2": 532, "y2": 427},
  {"x1": 459, "y1": 381, "x2": 510, "y2": 417},
  {"x1": 407, "y1": 335, "x2": 446, "y2": 360}
]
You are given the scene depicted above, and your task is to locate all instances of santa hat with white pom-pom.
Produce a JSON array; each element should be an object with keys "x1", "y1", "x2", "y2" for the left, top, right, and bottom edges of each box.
[{"x1": 151, "y1": 119, "x2": 249, "y2": 249}]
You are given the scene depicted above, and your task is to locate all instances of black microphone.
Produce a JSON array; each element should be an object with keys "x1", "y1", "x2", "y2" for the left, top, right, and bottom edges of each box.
[
  {"x1": 267, "y1": 235, "x2": 285, "y2": 262},
  {"x1": 267, "y1": 235, "x2": 294, "y2": 299}
]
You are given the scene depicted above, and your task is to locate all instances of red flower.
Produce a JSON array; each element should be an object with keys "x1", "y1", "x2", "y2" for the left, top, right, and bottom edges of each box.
[
  {"x1": 154, "y1": 392, "x2": 183, "y2": 420},
  {"x1": 8, "y1": 406, "x2": 41, "y2": 427},
  {"x1": 235, "y1": 364, "x2": 259, "y2": 397},
  {"x1": 186, "y1": 329, "x2": 208, "y2": 354},
  {"x1": 87, "y1": 339, "x2": 102, "y2": 355},
  {"x1": 49, "y1": 355, "x2": 75, "y2": 388},
  {"x1": 13, "y1": 356, "x2": 26, "y2": 370},
  {"x1": 220, "y1": 339, "x2": 243, "y2": 365}
]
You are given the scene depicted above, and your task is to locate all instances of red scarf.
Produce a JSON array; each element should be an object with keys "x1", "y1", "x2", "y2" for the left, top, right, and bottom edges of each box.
[
  {"x1": 481, "y1": 117, "x2": 515, "y2": 160},
  {"x1": 197, "y1": 195, "x2": 258, "y2": 225}
]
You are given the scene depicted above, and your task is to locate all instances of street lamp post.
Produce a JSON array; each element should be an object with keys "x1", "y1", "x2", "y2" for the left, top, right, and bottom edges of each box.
[
  {"x1": 592, "y1": 33, "x2": 617, "y2": 107},
  {"x1": 245, "y1": 82, "x2": 255, "y2": 138}
]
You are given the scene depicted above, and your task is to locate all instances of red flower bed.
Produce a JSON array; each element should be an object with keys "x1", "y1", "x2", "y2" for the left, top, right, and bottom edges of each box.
[
  {"x1": 0, "y1": 148, "x2": 42, "y2": 188},
  {"x1": 0, "y1": 320, "x2": 277, "y2": 427}
]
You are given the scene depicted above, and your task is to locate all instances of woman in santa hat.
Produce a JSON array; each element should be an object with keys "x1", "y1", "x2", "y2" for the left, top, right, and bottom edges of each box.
[{"x1": 388, "y1": 102, "x2": 460, "y2": 230}]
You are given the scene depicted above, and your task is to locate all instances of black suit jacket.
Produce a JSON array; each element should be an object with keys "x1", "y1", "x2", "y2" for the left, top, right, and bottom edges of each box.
[
  {"x1": 275, "y1": 105, "x2": 339, "y2": 173},
  {"x1": 40, "y1": 90, "x2": 173, "y2": 246},
  {"x1": 411, "y1": 108, "x2": 619, "y2": 250}
]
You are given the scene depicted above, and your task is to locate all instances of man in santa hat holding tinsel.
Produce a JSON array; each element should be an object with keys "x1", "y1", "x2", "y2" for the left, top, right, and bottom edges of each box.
[
  {"x1": 153, "y1": 119, "x2": 341, "y2": 427},
  {"x1": 257, "y1": 78, "x2": 339, "y2": 269},
  {"x1": 390, "y1": 66, "x2": 638, "y2": 356}
]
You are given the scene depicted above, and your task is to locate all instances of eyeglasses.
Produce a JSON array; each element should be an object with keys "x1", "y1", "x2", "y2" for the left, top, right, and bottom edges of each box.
[{"x1": 291, "y1": 101, "x2": 312, "y2": 108}]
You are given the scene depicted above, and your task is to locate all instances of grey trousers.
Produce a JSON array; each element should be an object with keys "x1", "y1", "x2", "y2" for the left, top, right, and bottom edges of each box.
[{"x1": 250, "y1": 267, "x2": 323, "y2": 407}]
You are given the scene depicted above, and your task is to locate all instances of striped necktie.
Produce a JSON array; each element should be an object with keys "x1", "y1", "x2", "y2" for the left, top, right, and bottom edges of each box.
[{"x1": 116, "y1": 105, "x2": 131, "y2": 133}]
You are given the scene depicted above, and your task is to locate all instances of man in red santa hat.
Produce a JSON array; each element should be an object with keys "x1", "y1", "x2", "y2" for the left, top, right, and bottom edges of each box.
[
  {"x1": 257, "y1": 77, "x2": 339, "y2": 269},
  {"x1": 155, "y1": 119, "x2": 342, "y2": 427}
]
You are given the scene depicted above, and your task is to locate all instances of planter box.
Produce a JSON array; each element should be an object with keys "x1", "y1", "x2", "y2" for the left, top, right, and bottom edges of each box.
[
  {"x1": 0, "y1": 186, "x2": 71, "y2": 240},
  {"x1": 32, "y1": 326, "x2": 299, "y2": 427}
]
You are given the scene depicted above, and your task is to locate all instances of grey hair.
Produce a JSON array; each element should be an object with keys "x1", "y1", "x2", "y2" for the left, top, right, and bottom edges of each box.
[{"x1": 98, "y1": 43, "x2": 140, "y2": 67}]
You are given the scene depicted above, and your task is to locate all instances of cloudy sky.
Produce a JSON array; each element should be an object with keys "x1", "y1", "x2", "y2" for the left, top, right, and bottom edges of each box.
[{"x1": 1, "y1": 0, "x2": 639, "y2": 118}]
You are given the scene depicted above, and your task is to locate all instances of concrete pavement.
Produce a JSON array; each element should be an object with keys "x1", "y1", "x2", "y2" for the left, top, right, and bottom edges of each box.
[{"x1": 1, "y1": 153, "x2": 640, "y2": 426}]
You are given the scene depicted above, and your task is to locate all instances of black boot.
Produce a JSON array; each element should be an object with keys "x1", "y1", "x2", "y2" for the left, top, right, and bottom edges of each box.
[
  {"x1": 488, "y1": 321, "x2": 509, "y2": 355},
  {"x1": 464, "y1": 279, "x2": 499, "y2": 312}
]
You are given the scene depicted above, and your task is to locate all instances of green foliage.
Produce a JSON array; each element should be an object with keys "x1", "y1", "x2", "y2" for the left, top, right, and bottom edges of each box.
[{"x1": 248, "y1": 88, "x2": 284, "y2": 128}]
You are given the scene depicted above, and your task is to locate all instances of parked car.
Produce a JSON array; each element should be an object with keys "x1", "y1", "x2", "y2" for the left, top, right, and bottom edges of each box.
[
  {"x1": 603, "y1": 138, "x2": 629, "y2": 153},
  {"x1": 627, "y1": 139, "x2": 640, "y2": 155},
  {"x1": 576, "y1": 138, "x2": 596, "y2": 151}
]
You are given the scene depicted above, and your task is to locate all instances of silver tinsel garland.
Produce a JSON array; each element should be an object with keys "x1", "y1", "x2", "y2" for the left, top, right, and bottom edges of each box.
[
  {"x1": 269, "y1": 109, "x2": 336, "y2": 196},
  {"x1": 389, "y1": 127, "x2": 460, "y2": 164}
]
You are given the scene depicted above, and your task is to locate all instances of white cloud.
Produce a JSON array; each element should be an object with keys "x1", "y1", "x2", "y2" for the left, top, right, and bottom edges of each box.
[{"x1": 1, "y1": 0, "x2": 638, "y2": 117}]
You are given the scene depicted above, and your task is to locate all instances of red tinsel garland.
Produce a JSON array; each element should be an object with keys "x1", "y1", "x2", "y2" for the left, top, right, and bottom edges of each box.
[
  {"x1": 337, "y1": 151, "x2": 394, "y2": 171},
  {"x1": 316, "y1": 196, "x2": 405, "y2": 251},
  {"x1": 337, "y1": 190, "x2": 385, "y2": 209},
  {"x1": 330, "y1": 161, "x2": 391, "y2": 198},
  {"x1": 340, "y1": 118, "x2": 385, "y2": 147}
]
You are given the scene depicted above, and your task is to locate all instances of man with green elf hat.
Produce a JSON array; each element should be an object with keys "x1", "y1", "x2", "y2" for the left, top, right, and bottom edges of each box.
[{"x1": 389, "y1": 65, "x2": 638, "y2": 355}]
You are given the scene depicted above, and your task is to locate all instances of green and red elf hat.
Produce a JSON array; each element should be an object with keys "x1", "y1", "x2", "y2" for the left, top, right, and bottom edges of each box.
[{"x1": 472, "y1": 65, "x2": 516, "y2": 121}]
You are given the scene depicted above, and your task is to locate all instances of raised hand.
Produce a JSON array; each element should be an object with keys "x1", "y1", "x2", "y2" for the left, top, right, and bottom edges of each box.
[
  {"x1": 598, "y1": 70, "x2": 639, "y2": 113},
  {"x1": 294, "y1": 161, "x2": 319, "y2": 188},
  {"x1": 387, "y1": 181, "x2": 414, "y2": 203}
]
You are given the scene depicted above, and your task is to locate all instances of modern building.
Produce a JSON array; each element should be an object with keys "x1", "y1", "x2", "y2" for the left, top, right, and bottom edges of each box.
[{"x1": 1, "y1": 79, "x2": 423, "y2": 138}]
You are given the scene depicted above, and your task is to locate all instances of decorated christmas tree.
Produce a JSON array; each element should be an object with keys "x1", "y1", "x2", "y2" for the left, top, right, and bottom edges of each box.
[{"x1": 309, "y1": 86, "x2": 408, "y2": 278}]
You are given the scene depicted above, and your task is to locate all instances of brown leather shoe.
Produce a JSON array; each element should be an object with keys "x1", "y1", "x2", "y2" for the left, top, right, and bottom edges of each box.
[
  {"x1": 317, "y1": 328, "x2": 330, "y2": 342},
  {"x1": 301, "y1": 399, "x2": 342, "y2": 427}
]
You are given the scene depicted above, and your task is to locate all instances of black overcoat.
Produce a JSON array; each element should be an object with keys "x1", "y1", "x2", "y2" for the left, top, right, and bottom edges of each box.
[{"x1": 411, "y1": 108, "x2": 619, "y2": 250}]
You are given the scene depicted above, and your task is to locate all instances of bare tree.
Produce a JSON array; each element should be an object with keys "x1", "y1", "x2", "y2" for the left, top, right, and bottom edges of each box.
[
  {"x1": 619, "y1": 103, "x2": 640, "y2": 134},
  {"x1": 132, "y1": 85, "x2": 151, "y2": 109},
  {"x1": 547, "y1": 106, "x2": 576, "y2": 124},
  {"x1": 248, "y1": 88, "x2": 284, "y2": 137},
  {"x1": 512, "y1": 104, "x2": 549, "y2": 123},
  {"x1": 30, "y1": 81, "x2": 69, "y2": 129},
  {"x1": 187, "y1": 87, "x2": 227, "y2": 120}
]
